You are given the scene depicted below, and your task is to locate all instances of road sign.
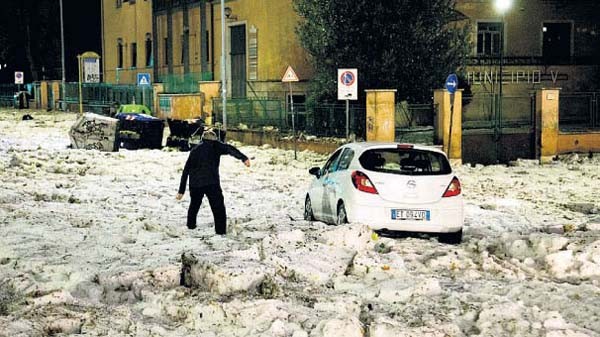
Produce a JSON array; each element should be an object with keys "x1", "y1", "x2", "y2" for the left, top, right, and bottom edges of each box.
[
  {"x1": 445, "y1": 74, "x2": 458, "y2": 94},
  {"x1": 83, "y1": 58, "x2": 101, "y2": 83},
  {"x1": 137, "y1": 73, "x2": 152, "y2": 86},
  {"x1": 14, "y1": 71, "x2": 24, "y2": 85},
  {"x1": 338, "y1": 68, "x2": 358, "y2": 100},
  {"x1": 282, "y1": 66, "x2": 299, "y2": 82}
]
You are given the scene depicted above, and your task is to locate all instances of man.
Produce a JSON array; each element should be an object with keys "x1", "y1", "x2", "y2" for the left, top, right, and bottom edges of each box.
[{"x1": 176, "y1": 129, "x2": 250, "y2": 235}]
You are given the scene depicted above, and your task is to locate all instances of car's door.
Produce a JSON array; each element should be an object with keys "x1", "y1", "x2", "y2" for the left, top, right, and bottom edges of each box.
[
  {"x1": 310, "y1": 149, "x2": 343, "y2": 220},
  {"x1": 322, "y1": 148, "x2": 354, "y2": 222}
]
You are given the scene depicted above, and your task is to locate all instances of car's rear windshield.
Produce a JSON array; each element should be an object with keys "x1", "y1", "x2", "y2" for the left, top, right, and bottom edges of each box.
[{"x1": 359, "y1": 148, "x2": 451, "y2": 176}]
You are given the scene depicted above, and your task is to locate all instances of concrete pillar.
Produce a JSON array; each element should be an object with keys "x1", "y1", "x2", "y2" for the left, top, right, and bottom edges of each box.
[
  {"x1": 153, "y1": 83, "x2": 165, "y2": 118},
  {"x1": 536, "y1": 88, "x2": 560, "y2": 164},
  {"x1": 40, "y1": 81, "x2": 49, "y2": 110},
  {"x1": 199, "y1": 81, "x2": 220, "y2": 125},
  {"x1": 433, "y1": 89, "x2": 462, "y2": 164},
  {"x1": 365, "y1": 89, "x2": 397, "y2": 142}
]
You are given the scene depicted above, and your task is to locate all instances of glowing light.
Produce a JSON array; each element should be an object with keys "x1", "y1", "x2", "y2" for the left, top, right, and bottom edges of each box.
[{"x1": 494, "y1": 0, "x2": 513, "y2": 14}]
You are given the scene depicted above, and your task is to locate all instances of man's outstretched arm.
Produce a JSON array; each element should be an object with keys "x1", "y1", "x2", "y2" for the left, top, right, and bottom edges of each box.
[{"x1": 217, "y1": 142, "x2": 250, "y2": 166}]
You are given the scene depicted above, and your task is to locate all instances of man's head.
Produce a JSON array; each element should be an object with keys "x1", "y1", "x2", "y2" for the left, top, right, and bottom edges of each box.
[{"x1": 201, "y1": 129, "x2": 218, "y2": 141}]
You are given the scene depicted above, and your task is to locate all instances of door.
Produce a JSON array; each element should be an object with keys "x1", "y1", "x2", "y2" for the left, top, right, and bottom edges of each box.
[
  {"x1": 309, "y1": 149, "x2": 343, "y2": 220},
  {"x1": 230, "y1": 25, "x2": 246, "y2": 98},
  {"x1": 322, "y1": 148, "x2": 355, "y2": 222}
]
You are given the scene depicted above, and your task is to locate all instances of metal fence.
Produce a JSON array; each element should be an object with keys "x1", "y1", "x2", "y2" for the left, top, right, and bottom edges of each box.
[
  {"x1": 212, "y1": 98, "x2": 368, "y2": 138},
  {"x1": 0, "y1": 84, "x2": 19, "y2": 108},
  {"x1": 560, "y1": 92, "x2": 599, "y2": 131},
  {"x1": 63, "y1": 83, "x2": 154, "y2": 114},
  {"x1": 159, "y1": 72, "x2": 213, "y2": 94},
  {"x1": 395, "y1": 102, "x2": 436, "y2": 145}
]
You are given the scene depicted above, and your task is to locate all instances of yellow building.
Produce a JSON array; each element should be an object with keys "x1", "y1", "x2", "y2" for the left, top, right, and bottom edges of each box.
[
  {"x1": 102, "y1": 0, "x2": 312, "y2": 100},
  {"x1": 101, "y1": 0, "x2": 155, "y2": 84}
]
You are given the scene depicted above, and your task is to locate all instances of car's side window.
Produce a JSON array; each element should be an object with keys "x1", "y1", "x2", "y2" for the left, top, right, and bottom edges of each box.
[
  {"x1": 322, "y1": 149, "x2": 343, "y2": 175},
  {"x1": 336, "y1": 148, "x2": 355, "y2": 171}
]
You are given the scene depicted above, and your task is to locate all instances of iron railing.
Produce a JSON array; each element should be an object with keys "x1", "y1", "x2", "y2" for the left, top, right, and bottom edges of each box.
[{"x1": 560, "y1": 92, "x2": 599, "y2": 130}]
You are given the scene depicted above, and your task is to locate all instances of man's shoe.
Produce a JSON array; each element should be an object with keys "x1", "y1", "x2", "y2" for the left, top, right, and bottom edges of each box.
[{"x1": 187, "y1": 223, "x2": 197, "y2": 230}]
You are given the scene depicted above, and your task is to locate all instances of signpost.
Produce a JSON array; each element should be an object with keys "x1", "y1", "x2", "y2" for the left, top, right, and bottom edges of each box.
[
  {"x1": 445, "y1": 74, "x2": 458, "y2": 156},
  {"x1": 282, "y1": 65, "x2": 300, "y2": 160},
  {"x1": 137, "y1": 73, "x2": 152, "y2": 108},
  {"x1": 14, "y1": 71, "x2": 24, "y2": 92},
  {"x1": 338, "y1": 68, "x2": 358, "y2": 140},
  {"x1": 77, "y1": 51, "x2": 101, "y2": 114}
]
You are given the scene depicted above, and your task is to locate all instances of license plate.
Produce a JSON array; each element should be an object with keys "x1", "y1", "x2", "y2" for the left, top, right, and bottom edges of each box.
[{"x1": 391, "y1": 209, "x2": 430, "y2": 221}]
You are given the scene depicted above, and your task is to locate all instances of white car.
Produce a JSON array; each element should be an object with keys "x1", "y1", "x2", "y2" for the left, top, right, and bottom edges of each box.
[{"x1": 304, "y1": 142, "x2": 464, "y2": 243}]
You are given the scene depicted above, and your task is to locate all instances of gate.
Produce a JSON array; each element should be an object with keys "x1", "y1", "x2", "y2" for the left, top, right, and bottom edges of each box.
[
  {"x1": 559, "y1": 92, "x2": 600, "y2": 131},
  {"x1": 462, "y1": 92, "x2": 537, "y2": 164}
]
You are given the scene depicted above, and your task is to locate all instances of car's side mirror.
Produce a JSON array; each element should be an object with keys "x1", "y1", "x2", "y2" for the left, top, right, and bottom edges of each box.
[{"x1": 309, "y1": 167, "x2": 321, "y2": 178}]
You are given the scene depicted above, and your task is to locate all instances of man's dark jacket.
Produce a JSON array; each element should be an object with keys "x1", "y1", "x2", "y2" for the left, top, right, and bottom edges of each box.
[{"x1": 178, "y1": 140, "x2": 248, "y2": 194}]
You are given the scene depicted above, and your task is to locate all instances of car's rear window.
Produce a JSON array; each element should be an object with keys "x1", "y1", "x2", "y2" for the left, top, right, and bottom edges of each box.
[{"x1": 359, "y1": 148, "x2": 451, "y2": 175}]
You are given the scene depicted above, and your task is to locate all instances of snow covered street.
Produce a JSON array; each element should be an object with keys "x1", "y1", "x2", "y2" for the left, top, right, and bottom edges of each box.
[{"x1": 1, "y1": 111, "x2": 599, "y2": 337}]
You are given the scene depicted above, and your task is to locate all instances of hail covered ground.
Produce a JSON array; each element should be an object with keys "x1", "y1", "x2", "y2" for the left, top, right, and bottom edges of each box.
[{"x1": 1, "y1": 111, "x2": 599, "y2": 337}]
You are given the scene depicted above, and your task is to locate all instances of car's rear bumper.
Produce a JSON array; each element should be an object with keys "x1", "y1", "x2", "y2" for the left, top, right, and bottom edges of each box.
[{"x1": 346, "y1": 199, "x2": 463, "y2": 233}]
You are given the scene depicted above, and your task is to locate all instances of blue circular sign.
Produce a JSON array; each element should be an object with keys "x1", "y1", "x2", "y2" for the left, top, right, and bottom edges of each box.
[
  {"x1": 340, "y1": 71, "x2": 355, "y2": 86},
  {"x1": 445, "y1": 74, "x2": 458, "y2": 94}
]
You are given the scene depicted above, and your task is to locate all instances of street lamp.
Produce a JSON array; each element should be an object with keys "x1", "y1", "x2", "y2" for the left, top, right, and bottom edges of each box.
[
  {"x1": 220, "y1": 0, "x2": 227, "y2": 132},
  {"x1": 60, "y1": 0, "x2": 66, "y2": 111},
  {"x1": 494, "y1": 0, "x2": 512, "y2": 156}
]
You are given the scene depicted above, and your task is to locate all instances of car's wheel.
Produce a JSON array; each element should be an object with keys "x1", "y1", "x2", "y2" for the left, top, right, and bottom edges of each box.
[
  {"x1": 439, "y1": 229, "x2": 462, "y2": 244},
  {"x1": 304, "y1": 195, "x2": 315, "y2": 221},
  {"x1": 336, "y1": 202, "x2": 348, "y2": 226}
]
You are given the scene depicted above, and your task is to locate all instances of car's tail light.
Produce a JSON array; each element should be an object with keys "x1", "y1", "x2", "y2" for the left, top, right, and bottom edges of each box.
[
  {"x1": 397, "y1": 143, "x2": 414, "y2": 149},
  {"x1": 443, "y1": 177, "x2": 461, "y2": 197},
  {"x1": 351, "y1": 171, "x2": 378, "y2": 194}
]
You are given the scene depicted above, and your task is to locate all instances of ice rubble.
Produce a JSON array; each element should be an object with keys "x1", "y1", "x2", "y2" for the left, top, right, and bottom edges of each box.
[{"x1": 1, "y1": 111, "x2": 600, "y2": 336}]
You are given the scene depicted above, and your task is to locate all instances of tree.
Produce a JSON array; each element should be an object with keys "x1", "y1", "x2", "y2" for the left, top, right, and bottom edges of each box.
[
  {"x1": 294, "y1": 0, "x2": 471, "y2": 103},
  {"x1": 0, "y1": 0, "x2": 61, "y2": 82}
]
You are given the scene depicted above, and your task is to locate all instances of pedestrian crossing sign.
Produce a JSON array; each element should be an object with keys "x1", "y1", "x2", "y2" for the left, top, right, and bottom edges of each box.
[
  {"x1": 137, "y1": 73, "x2": 152, "y2": 86},
  {"x1": 281, "y1": 66, "x2": 299, "y2": 82}
]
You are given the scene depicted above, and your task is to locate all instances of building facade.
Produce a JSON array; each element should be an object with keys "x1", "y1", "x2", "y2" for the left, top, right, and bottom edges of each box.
[
  {"x1": 101, "y1": 0, "x2": 599, "y2": 100},
  {"x1": 101, "y1": 0, "x2": 155, "y2": 84},
  {"x1": 102, "y1": 0, "x2": 312, "y2": 99},
  {"x1": 458, "y1": 0, "x2": 600, "y2": 95}
]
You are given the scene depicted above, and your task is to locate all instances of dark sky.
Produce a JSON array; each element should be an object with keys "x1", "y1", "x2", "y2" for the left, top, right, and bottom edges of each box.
[
  {"x1": 0, "y1": 0, "x2": 101, "y2": 83},
  {"x1": 63, "y1": 0, "x2": 102, "y2": 81}
]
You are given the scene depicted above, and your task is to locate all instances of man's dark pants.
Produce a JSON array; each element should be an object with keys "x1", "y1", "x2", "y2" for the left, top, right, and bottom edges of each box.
[{"x1": 187, "y1": 184, "x2": 227, "y2": 234}]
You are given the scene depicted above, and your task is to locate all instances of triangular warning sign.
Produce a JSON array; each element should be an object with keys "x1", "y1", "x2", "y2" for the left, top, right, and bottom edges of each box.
[
  {"x1": 139, "y1": 76, "x2": 149, "y2": 85},
  {"x1": 282, "y1": 66, "x2": 299, "y2": 82}
]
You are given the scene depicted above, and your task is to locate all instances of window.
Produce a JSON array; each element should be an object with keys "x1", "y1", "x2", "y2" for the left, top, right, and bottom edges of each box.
[
  {"x1": 543, "y1": 22, "x2": 572, "y2": 63},
  {"x1": 359, "y1": 149, "x2": 451, "y2": 176},
  {"x1": 336, "y1": 149, "x2": 355, "y2": 171},
  {"x1": 145, "y1": 34, "x2": 153, "y2": 67},
  {"x1": 131, "y1": 42, "x2": 137, "y2": 68},
  {"x1": 116, "y1": 0, "x2": 122, "y2": 8},
  {"x1": 477, "y1": 22, "x2": 502, "y2": 56},
  {"x1": 322, "y1": 149, "x2": 343, "y2": 175},
  {"x1": 164, "y1": 38, "x2": 169, "y2": 66},
  {"x1": 117, "y1": 38, "x2": 124, "y2": 68}
]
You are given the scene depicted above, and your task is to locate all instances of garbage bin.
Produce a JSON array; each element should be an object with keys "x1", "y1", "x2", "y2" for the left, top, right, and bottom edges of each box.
[{"x1": 116, "y1": 113, "x2": 165, "y2": 150}]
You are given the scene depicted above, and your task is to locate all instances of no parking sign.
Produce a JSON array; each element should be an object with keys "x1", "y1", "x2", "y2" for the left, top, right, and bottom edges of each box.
[
  {"x1": 338, "y1": 68, "x2": 358, "y2": 101},
  {"x1": 14, "y1": 71, "x2": 24, "y2": 84}
]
